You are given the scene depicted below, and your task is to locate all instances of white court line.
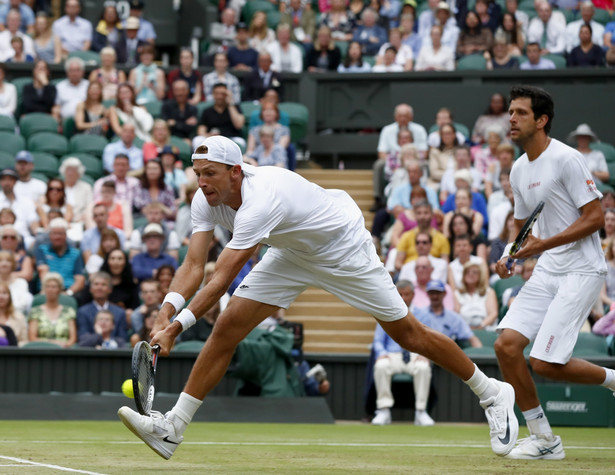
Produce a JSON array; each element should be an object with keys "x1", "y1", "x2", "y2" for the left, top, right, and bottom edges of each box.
[
  {"x1": 0, "y1": 440, "x2": 612, "y2": 450},
  {"x1": 0, "y1": 455, "x2": 106, "y2": 475}
]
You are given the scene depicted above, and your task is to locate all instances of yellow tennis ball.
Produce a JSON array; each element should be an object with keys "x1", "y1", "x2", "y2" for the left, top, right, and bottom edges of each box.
[{"x1": 122, "y1": 379, "x2": 134, "y2": 399}]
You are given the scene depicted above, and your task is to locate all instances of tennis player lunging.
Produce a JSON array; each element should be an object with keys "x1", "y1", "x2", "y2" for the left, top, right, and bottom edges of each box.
[
  {"x1": 494, "y1": 85, "x2": 615, "y2": 460},
  {"x1": 118, "y1": 136, "x2": 518, "y2": 459}
]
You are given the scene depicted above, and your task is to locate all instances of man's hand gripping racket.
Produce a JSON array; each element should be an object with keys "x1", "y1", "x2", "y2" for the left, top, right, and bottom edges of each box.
[{"x1": 506, "y1": 201, "x2": 545, "y2": 271}]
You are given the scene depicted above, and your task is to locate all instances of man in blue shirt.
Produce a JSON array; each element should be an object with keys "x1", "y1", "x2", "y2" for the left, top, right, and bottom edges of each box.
[
  {"x1": 0, "y1": 0, "x2": 35, "y2": 34},
  {"x1": 353, "y1": 8, "x2": 388, "y2": 56},
  {"x1": 131, "y1": 223, "x2": 177, "y2": 282},
  {"x1": 102, "y1": 124, "x2": 144, "y2": 173},
  {"x1": 34, "y1": 218, "x2": 85, "y2": 295},
  {"x1": 81, "y1": 203, "x2": 126, "y2": 263},
  {"x1": 124, "y1": 0, "x2": 157, "y2": 45}
]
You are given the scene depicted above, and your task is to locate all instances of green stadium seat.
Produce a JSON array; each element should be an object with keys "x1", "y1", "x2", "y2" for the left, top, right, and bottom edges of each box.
[
  {"x1": 463, "y1": 346, "x2": 497, "y2": 358},
  {"x1": 63, "y1": 116, "x2": 76, "y2": 138},
  {"x1": 172, "y1": 340, "x2": 205, "y2": 352},
  {"x1": 111, "y1": 135, "x2": 144, "y2": 149},
  {"x1": 143, "y1": 100, "x2": 163, "y2": 119},
  {"x1": 335, "y1": 41, "x2": 349, "y2": 59},
  {"x1": 30, "y1": 171, "x2": 49, "y2": 183},
  {"x1": 31, "y1": 292, "x2": 78, "y2": 309},
  {"x1": 169, "y1": 135, "x2": 192, "y2": 165},
  {"x1": 572, "y1": 332, "x2": 609, "y2": 357},
  {"x1": 61, "y1": 153, "x2": 103, "y2": 180},
  {"x1": 591, "y1": 141, "x2": 615, "y2": 163},
  {"x1": 266, "y1": 10, "x2": 281, "y2": 29},
  {"x1": 593, "y1": 8, "x2": 611, "y2": 25},
  {"x1": 278, "y1": 102, "x2": 309, "y2": 144},
  {"x1": 19, "y1": 112, "x2": 59, "y2": 139},
  {"x1": 0, "y1": 115, "x2": 16, "y2": 132},
  {"x1": 543, "y1": 53, "x2": 566, "y2": 69},
  {"x1": 80, "y1": 174, "x2": 95, "y2": 185},
  {"x1": 31, "y1": 152, "x2": 59, "y2": 179},
  {"x1": 557, "y1": 8, "x2": 576, "y2": 23},
  {"x1": 473, "y1": 329, "x2": 498, "y2": 348},
  {"x1": 195, "y1": 100, "x2": 214, "y2": 120},
  {"x1": 240, "y1": 100, "x2": 261, "y2": 138},
  {"x1": 178, "y1": 244, "x2": 189, "y2": 265},
  {"x1": 21, "y1": 341, "x2": 64, "y2": 349},
  {"x1": 133, "y1": 215, "x2": 148, "y2": 229},
  {"x1": 0, "y1": 150, "x2": 14, "y2": 168},
  {"x1": 27, "y1": 132, "x2": 69, "y2": 157},
  {"x1": 363, "y1": 55, "x2": 376, "y2": 66},
  {"x1": 69, "y1": 133, "x2": 109, "y2": 158},
  {"x1": 456, "y1": 54, "x2": 487, "y2": 70},
  {"x1": 11, "y1": 76, "x2": 32, "y2": 116},
  {"x1": 492, "y1": 274, "x2": 524, "y2": 307},
  {"x1": 242, "y1": 0, "x2": 275, "y2": 23},
  {"x1": 0, "y1": 131, "x2": 25, "y2": 156},
  {"x1": 68, "y1": 50, "x2": 101, "y2": 67},
  {"x1": 596, "y1": 182, "x2": 614, "y2": 194},
  {"x1": 608, "y1": 162, "x2": 615, "y2": 188}
]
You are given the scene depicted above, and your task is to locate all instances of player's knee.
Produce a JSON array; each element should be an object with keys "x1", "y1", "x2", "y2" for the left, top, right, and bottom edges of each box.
[{"x1": 494, "y1": 334, "x2": 524, "y2": 361}]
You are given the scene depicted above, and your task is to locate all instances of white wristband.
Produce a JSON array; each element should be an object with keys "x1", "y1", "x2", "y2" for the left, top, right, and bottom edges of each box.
[
  {"x1": 175, "y1": 308, "x2": 197, "y2": 332},
  {"x1": 501, "y1": 243, "x2": 513, "y2": 260},
  {"x1": 162, "y1": 292, "x2": 185, "y2": 314}
]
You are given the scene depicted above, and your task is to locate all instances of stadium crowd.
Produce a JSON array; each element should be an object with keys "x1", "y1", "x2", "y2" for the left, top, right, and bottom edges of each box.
[{"x1": 0, "y1": 0, "x2": 613, "y2": 363}]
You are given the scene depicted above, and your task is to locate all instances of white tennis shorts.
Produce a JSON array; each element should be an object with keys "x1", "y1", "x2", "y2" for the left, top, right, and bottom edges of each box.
[
  {"x1": 233, "y1": 237, "x2": 409, "y2": 322},
  {"x1": 497, "y1": 270, "x2": 605, "y2": 364}
]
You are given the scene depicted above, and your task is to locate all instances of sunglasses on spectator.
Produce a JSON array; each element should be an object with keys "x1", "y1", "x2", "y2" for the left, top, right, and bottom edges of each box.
[
  {"x1": 48, "y1": 187, "x2": 63, "y2": 191},
  {"x1": 1, "y1": 235, "x2": 17, "y2": 240},
  {"x1": 416, "y1": 240, "x2": 430, "y2": 244}
]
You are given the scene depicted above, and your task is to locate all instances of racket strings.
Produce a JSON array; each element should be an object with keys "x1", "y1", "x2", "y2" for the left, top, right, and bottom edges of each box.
[{"x1": 136, "y1": 346, "x2": 154, "y2": 414}]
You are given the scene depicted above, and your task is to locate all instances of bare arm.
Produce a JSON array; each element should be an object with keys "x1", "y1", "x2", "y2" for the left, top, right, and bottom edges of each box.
[
  {"x1": 155, "y1": 69, "x2": 166, "y2": 100},
  {"x1": 108, "y1": 106, "x2": 122, "y2": 136},
  {"x1": 228, "y1": 104, "x2": 245, "y2": 130},
  {"x1": 593, "y1": 170, "x2": 610, "y2": 183},
  {"x1": 481, "y1": 287, "x2": 498, "y2": 328},
  {"x1": 468, "y1": 335, "x2": 482, "y2": 348}
]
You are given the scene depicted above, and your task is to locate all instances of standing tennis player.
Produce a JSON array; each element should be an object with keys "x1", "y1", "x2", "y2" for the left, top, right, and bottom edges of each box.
[
  {"x1": 494, "y1": 85, "x2": 615, "y2": 460},
  {"x1": 118, "y1": 135, "x2": 518, "y2": 460}
]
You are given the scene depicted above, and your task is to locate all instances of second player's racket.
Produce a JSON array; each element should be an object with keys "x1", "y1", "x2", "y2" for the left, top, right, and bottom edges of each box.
[
  {"x1": 131, "y1": 341, "x2": 160, "y2": 415},
  {"x1": 506, "y1": 201, "x2": 545, "y2": 270}
]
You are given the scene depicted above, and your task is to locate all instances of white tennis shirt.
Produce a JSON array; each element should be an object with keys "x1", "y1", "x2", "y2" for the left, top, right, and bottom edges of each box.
[{"x1": 510, "y1": 138, "x2": 606, "y2": 275}]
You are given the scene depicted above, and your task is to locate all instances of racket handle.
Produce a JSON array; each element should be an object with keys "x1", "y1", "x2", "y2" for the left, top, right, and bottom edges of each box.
[{"x1": 506, "y1": 257, "x2": 514, "y2": 270}]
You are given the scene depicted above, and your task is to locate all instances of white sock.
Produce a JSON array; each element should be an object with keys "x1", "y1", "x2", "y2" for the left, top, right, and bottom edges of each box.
[
  {"x1": 523, "y1": 405, "x2": 552, "y2": 437},
  {"x1": 464, "y1": 364, "x2": 499, "y2": 401},
  {"x1": 169, "y1": 392, "x2": 203, "y2": 436},
  {"x1": 601, "y1": 367, "x2": 615, "y2": 391}
]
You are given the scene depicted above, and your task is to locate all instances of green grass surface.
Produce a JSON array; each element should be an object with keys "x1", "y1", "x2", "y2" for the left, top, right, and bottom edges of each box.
[{"x1": 0, "y1": 421, "x2": 613, "y2": 474}]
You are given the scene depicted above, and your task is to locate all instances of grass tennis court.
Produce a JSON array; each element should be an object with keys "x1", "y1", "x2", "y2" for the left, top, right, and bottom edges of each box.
[{"x1": 0, "y1": 421, "x2": 613, "y2": 474}]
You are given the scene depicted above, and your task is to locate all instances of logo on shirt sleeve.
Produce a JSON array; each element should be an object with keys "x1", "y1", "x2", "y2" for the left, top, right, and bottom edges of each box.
[{"x1": 586, "y1": 179, "x2": 597, "y2": 193}]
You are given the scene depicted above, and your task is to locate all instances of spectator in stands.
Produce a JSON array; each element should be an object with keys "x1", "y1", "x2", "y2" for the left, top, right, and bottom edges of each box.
[
  {"x1": 142, "y1": 119, "x2": 171, "y2": 163},
  {"x1": 0, "y1": 0, "x2": 34, "y2": 34},
  {"x1": 28, "y1": 272, "x2": 77, "y2": 347},
  {"x1": 21, "y1": 59, "x2": 60, "y2": 121},
  {"x1": 0, "y1": 9, "x2": 34, "y2": 62},
  {"x1": 227, "y1": 22, "x2": 259, "y2": 71},
  {"x1": 520, "y1": 41, "x2": 556, "y2": 70},
  {"x1": 605, "y1": 18, "x2": 615, "y2": 50},
  {"x1": 55, "y1": 56, "x2": 89, "y2": 120},
  {"x1": 115, "y1": 16, "x2": 146, "y2": 67},
  {"x1": 441, "y1": 172, "x2": 488, "y2": 234},
  {"x1": 0, "y1": 250, "x2": 31, "y2": 314},
  {"x1": 427, "y1": 123, "x2": 460, "y2": 190},
  {"x1": 448, "y1": 234, "x2": 488, "y2": 290},
  {"x1": 124, "y1": 0, "x2": 156, "y2": 45},
  {"x1": 447, "y1": 210, "x2": 488, "y2": 260},
  {"x1": 246, "y1": 125, "x2": 288, "y2": 167},
  {"x1": 84, "y1": 227, "x2": 122, "y2": 275},
  {"x1": 474, "y1": 124, "x2": 505, "y2": 179},
  {"x1": 130, "y1": 198, "x2": 181, "y2": 259},
  {"x1": 495, "y1": 12, "x2": 524, "y2": 56},
  {"x1": 439, "y1": 146, "x2": 483, "y2": 204},
  {"x1": 567, "y1": 23, "x2": 605, "y2": 67},
  {"x1": 79, "y1": 309, "x2": 126, "y2": 349},
  {"x1": 91, "y1": 3, "x2": 122, "y2": 53},
  {"x1": 100, "y1": 247, "x2": 140, "y2": 310},
  {"x1": 371, "y1": 46, "x2": 404, "y2": 72},
  {"x1": 338, "y1": 40, "x2": 372, "y2": 72},
  {"x1": 108, "y1": 83, "x2": 154, "y2": 142},
  {"x1": 14, "y1": 151, "x2": 46, "y2": 204},
  {"x1": 155, "y1": 264, "x2": 175, "y2": 296},
  {"x1": 601, "y1": 209, "x2": 615, "y2": 248},
  {"x1": 175, "y1": 182, "x2": 198, "y2": 247},
  {"x1": 35, "y1": 177, "x2": 73, "y2": 232},
  {"x1": 131, "y1": 223, "x2": 177, "y2": 283},
  {"x1": 88, "y1": 47, "x2": 127, "y2": 102},
  {"x1": 386, "y1": 153, "x2": 439, "y2": 214},
  {"x1": 484, "y1": 34, "x2": 520, "y2": 69},
  {"x1": 74, "y1": 82, "x2": 109, "y2": 136},
  {"x1": 414, "y1": 276, "x2": 460, "y2": 316},
  {"x1": 443, "y1": 189, "x2": 485, "y2": 240},
  {"x1": 0, "y1": 281, "x2": 27, "y2": 345},
  {"x1": 427, "y1": 108, "x2": 467, "y2": 148},
  {"x1": 133, "y1": 160, "x2": 176, "y2": 222},
  {"x1": 88, "y1": 180, "x2": 133, "y2": 237},
  {"x1": 166, "y1": 48, "x2": 202, "y2": 105},
  {"x1": 130, "y1": 279, "x2": 161, "y2": 335},
  {"x1": 566, "y1": 2, "x2": 605, "y2": 53},
  {"x1": 243, "y1": 51, "x2": 285, "y2": 100},
  {"x1": 52, "y1": 0, "x2": 92, "y2": 58},
  {"x1": 94, "y1": 153, "x2": 140, "y2": 204},
  {"x1": 194, "y1": 82, "x2": 245, "y2": 149},
  {"x1": 280, "y1": 0, "x2": 317, "y2": 44},
  {"x1": 527, "y1": 1, "x2": 566, "y2": 55},
  {"x1": 0, "y1": 224, "x2": 33, "y2": 282},
  {"x1": 417, "y1": 0, "x2": 439, "y2": 37},
  {"x1": 76, "y1": 271, "x2": 127, "y2": 340},
  {"x1": 599, "y1": 238, "x2": 615, "y2": 309},
  {"x1": 6, "y1": 36, "x2": 33, "y2": 63},
  {"x1": 383, "y1": 131, "x2": 415, "y2": 194},
  {"x1": 249, "y1": 11, "x2": 276, "y2": 53},
  {"x1": 488, "y1": 209, "x2": 514, "y2": 277},
  {"x1": 319, "y1": 0, "x2": 355, "y2": 42},
  {"x1": 475, "y1": 0, "x2": 500, "y2": 33},
  {"x1": 305, "y1": 25, "x2": 342, "y2": 72},
  {"x1": 0, "y1": 169, "x2": 36, "y2": 247},
  {"x1": 34, "y1": 218, "x2": 85, "y2": 295},
  {"x1": 434, "y1": 2, "x2": 460, "y2": 52},
  {"x1": 203, "y1": 52, "x2": 241, "y2": 104},
  {"x1": 376, "y1": 27, "x2": 414, "y2": 71},
  {"x1": 487, "y1": 183, "x2": 513, "y2": 242},
  {"x1": 160, "y1": 81, "x2": 198, "y2": 143},
  {"x1": 371, "y1": 280, "x2": 435, "y2": 427},
  {"x1": 33, "y1": 12, "x2": 61, "y2": 64},
  {"x1": 398, "y1": 230, "x2": 449, "y2": 282},
  {"x1": 385, "y1": 184, "x2": 429, "y2": 252},
  {"x1": 567, "y1": 123, "x2": 609, "y2": 184},
  {"x1": 208, "y1": 7, "x2": 237, "y2": 55},
  {"x1": 505, "y1": 0, "x2": 528, "y2": 37},
  {"x1": 129, "y1": 44, "x2": 166, "y2": 105},
  {"x1": 246, "y1": 102, "x2": 290, "y2": 156},
  {"x1": 267, "y1": 23, "x2": 304, "y2": 73},
  {"x1": 81, "y1": 203, "x2": 125, "y2": 262},
  {"x1": 159, "y1": 146, "x2": 187, "y2": 205},
  {"x1": 353, "y1": 8, "x2": 388, "y2": 56},
  {"x1": 484, "y1": 143, "x2": 514, "y2": 199},
  {"x1": 454, "y1": 261, "x2": 498, "y2": 330},
  {"x1": 471, "y1": 92, "x2": 509, "y2": 144},
  {"x1": 456, "y1": 10, "x2": 493, "y2": 58},
  {"x1": 0, "y1": 64, "x2": 15, "y2": 117},
  {"x1": 415, "y1": 24, "x2": 454, "y2": 71},
  {"x1": 102, "y1": 124, "x2": 145, "y2": 173},
  {"x1": 399, "y1": 13, "x2": 421, "y2": 56}
]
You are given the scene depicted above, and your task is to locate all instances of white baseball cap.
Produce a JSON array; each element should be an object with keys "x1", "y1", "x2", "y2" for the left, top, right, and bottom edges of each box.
[{"x1": 192, "y1": 136, "x2": 243, "y2": 166}]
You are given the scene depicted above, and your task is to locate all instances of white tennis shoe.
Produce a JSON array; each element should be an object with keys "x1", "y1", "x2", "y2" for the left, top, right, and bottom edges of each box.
[
  {"x1": 371, "y1": 408, "x2": 392, "y2": 425},
  {"x1": 506, "y1": 434, "x2": 565, "y2": 460},
  {"x1": 414, "y1": 410, "x2": 435, "y2": 426},
  {"x1": 479, "y1": 379, "x2": 519, "y2": 456},
  {"x1": 118, "y1": 406, "x2": 183, "y2": 460}
]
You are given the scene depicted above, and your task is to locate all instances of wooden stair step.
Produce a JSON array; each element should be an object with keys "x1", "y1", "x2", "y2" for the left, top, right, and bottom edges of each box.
[
  {"x1": 286, "y1": 301, "x2": 371, "y2": 317},
  {"x1": 304, "y1": 329, "x2": 374, "y2": 344},
  {"x1": 286, "y1": 315, "x2": 377, "y2": 331},
  {"x1": 303, "y1": 341, "x2": 371, "y2": 354}
]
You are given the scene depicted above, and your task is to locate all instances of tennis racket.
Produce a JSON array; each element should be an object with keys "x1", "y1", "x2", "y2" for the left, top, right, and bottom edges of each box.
[
  {"x1": 506, "y1": 200, "x2": 545, "y2": 270},
  {"x1": 131, "y1": 341, "x2": 160, "y2": 415}
]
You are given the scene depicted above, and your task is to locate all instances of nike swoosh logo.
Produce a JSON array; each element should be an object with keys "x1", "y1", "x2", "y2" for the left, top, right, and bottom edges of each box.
[
  {"x1": 163, "y1": 436, "x2": 179, "y2": 445},
  {"x1": 498, "y1": 414, "x2": 511, "y2": 445}
]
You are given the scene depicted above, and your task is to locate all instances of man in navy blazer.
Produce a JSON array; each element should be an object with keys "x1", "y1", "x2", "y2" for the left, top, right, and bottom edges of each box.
[{"x1": 77, "y1": 272, "x2": 128, "y2": 340}]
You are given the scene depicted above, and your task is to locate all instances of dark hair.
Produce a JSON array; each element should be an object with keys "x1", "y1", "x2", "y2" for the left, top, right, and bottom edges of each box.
[
  {"x1": 526, "y1": 41, "x2": 540, "y2": 49},
  {"x1": 97, "y1": 228, "x2": 121, "y2": 258},
  {"x1": 101, "y1": 248, "x2": 137, "y2": 289},
  {"x1": 385, "y1": 45, "x2": 398, "y2": 55},
  {"x1": 486, "y1": 93, "x2": 508, "y2": 115},
  {"x1": 499, "y1": 167, "x2": 512, "y2": 180},
  {"x1": 463, "y1": 11, "x2": 480, "y2": 34},
  {"x1": 580, "y1": 21, "x2": 592, "y2": 35},
  {"x1": 343, "y1": 41, "x2": 364, "y2": 68},
  {"x1": 415, "y1": 230, "x2": 432, "y2": 243},
  {"x1": 438, "y1": 122, "x2": 459, "y2": 151},
  {"x1": 449, "y1": 212, "x2": 474, "y2": 238},
  {"x1": 501, "y1": 12, "x2": 519, "y2": 45},
  {"x1": 499, "y1": 210, "x2": 514, "y2": 241},
  {"x1": 212, "y1": 82, "x2": 228, "y2": 90},
  {"x1": 509, "y1": 85, "x2": 554, "y2": 134},
  {"x1": 156, "y1": 264, "x2": 176, "y2": 279},
  {"x1": 46, "y1": 178, "x2": 66, "y2": 207},
  {"x1": 141, "y1": 159, "x2": 166, "y2": 189},
  {"x1": 115, "y1": 82, "x2": 137, "y2": 109},
  {"x1": 453, "y1": 233, "x2": 473, "y2": 245}
]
